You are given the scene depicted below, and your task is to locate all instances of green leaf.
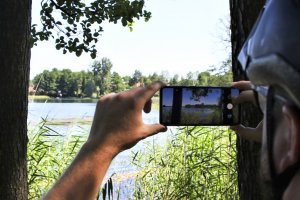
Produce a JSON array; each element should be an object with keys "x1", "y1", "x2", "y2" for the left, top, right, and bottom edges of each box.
[
  {"x1": 55, "y1": 44, "x2": 61, "y2": 50},
  {"x1": 93, "y1": 32, "x2": 99, "y2": 37},
  {"x1": 76, "y1": 50, "x2": 82, "y2": 57},
  {"x1": 121, "y1": 18, "x2": 127, "y2": 26},
  {"x1": 33, "y1": 0, "x2": 152, "y2": 58},
  {"x1": 90, "y1": 52, "x2": 96, "y2": 59},
  {"x1": 67, "y1": 19, "x2": 74, "y2": 24}
]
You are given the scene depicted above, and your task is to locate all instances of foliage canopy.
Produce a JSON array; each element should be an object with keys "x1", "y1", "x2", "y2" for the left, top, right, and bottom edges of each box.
[
  {"x1": 32, "y1": 57, "x2": 233, "y2": 98},
  {"x1": 31, "y1": 0, "x2": 151, "y2": 58}
]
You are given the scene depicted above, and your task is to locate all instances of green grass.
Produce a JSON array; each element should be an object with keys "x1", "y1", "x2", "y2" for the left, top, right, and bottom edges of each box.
[
  {"x1": 28, "y1": 95, "x2": 50, "y2": 100},
  {"x1": 44, "y1": 117, "x2": 93, "y2": 125},
  {"x1": 131, "y1": 126, "x2": 238, "y2": 199},
  {"x1": 28, "y1": 120, "x2": 238, "y2": 199},
  {"x1": 27, "y1": 120, "x2": 85, "y2": 199},
  {"x1": 27, "y1": 119, "x2": 114, "y2": 200}
]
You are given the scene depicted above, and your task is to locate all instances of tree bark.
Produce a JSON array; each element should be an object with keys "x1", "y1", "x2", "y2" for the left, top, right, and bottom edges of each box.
[
  {"x1": 229, "y1": 0, "x2": 265, "y2": 199},
  {"x1": 0, "y1": 0, "x2": 32, "y2": 199}
]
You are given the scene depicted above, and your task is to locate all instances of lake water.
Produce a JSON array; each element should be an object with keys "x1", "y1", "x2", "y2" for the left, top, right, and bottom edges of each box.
[{"x1": 28, "y1": 101, "x2": 174, "y2": 198}]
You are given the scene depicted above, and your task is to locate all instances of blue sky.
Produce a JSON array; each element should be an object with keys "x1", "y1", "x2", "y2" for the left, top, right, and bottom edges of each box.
[
  {"x1": 162, "y1": 88, "x2": 174, "y2": 107},
  {"x1": 30, "y1": 0, "x2": 230, "y2": 79},
  {"x1": 231, "y1": 88, "x2": 239, "y2": 98}
]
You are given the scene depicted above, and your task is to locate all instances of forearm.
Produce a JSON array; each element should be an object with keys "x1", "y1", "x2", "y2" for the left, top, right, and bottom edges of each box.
[
  {"x1": 44, "y1": 82, "x2": 166, "y2": 199},
  {"x1": 44, "y1": 141, "x2": 115, "y2": 200}
]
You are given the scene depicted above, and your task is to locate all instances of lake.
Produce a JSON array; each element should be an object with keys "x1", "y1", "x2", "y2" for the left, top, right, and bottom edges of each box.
[{"x1": 28, "y1": 100, "x2": 174, "y2": 198}]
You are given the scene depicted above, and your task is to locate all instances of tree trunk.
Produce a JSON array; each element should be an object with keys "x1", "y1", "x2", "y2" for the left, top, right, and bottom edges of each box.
[
  {"x1": 0, "y1": 0, "x2": 32, "y2": 199},
  {"x1": 229, "y1": 0, "x2": 265, "y2": 199}
]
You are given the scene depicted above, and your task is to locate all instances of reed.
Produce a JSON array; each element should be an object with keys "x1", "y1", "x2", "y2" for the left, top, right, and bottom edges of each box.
[
  {"x1": 131, "y1": 126, "x2": 238, "y2": 199},
  {"x1": 28, "y1": 121, "x2": 238, "y2": 199},
  {"x1": 27, "y1": 119, "x2": 115, "y2": 200},
  {"x1": 27, "y1": 119, "x2": 85, "y2": 199}
]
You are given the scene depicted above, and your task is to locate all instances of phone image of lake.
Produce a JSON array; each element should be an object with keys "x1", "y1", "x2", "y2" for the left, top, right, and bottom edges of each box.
[
  {"x1": 180, "y1": 106, "x2": 221, "y2": 124},
  {"x1": 181, "y1": 88, "x2": 222, "y2": 124}
]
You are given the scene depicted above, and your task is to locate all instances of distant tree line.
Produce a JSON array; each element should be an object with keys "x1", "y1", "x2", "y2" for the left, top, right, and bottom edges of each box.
[
  {"x1": 32, "y1": 57, "x2": 232, "y2": 98},
  {"x1": 184, "y1": 104, "x2": 219, "y2": 108}
]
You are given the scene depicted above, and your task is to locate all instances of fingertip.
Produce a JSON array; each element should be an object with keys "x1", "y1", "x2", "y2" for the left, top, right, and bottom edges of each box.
[
  {"x1": 232, "y1": 81, "x2": 252, "y2": 90},
  {"x1": 143, "y1": 99, "x2": 152, "y2": 113},
  {"x1": 153, "y1": 124, "x2": 168, "y2": 133},
  {"x1": 139, "y1": 82, "x2": 166, "y2": 104},
  {"x1": 142, "y1": 124, "x2": 167, "y2": 139},
  {"x1": 153, "y1": 80, "x2": 167, "y2": 87},
  {"x1": 160, "y1": 125, "x2": 168, "y2": 132},
  {"x1": 143, "y1": 107, "x2": 151, "y2": 113}
]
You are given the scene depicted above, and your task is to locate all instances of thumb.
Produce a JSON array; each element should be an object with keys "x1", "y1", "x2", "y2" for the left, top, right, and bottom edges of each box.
[
  {"x1": 142, "y1": 124, "x2": 168, "y2": 137},
  {"x1": 232, "y1": 90, "x2": 256, "y2": 106}
]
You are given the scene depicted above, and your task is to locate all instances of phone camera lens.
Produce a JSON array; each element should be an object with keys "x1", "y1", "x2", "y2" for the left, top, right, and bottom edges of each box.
[{"x1": 227, "y1": 103, "x2": 233, "y2": 110}]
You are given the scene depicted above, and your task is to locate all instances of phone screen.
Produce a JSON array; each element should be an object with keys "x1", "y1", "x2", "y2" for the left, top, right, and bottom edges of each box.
[{"x1": 160, "y1": 86, "x2": 240, "y2": 126}]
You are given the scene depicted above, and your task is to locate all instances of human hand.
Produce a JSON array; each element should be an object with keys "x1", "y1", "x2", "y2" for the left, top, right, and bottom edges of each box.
[
  {"x1": 87, "y1": 81, "x2": 167, "y2": 157},
  {"x1": 44, "y1": 84, "x2": 168, "y2": 200},
  {"x1": 231, "y1": 81, "x2": 257, "y2": 106},
  {"x1": 230, "y1": 81, "x2": 262, "y2": 142},
  {"x1": 230, "y1": 121, "x2": 262, "y2": 142}
]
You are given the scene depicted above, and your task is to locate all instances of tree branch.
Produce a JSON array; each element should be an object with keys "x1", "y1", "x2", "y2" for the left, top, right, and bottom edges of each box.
[{"x1": 48, "y1": 0, "x2": 74, "y2": 18}]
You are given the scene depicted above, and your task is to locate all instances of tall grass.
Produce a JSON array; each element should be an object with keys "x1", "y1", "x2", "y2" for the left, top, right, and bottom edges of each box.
[
  {"x1": 28, "y1": 121, "x2": 238, "y2": 199},
  {"x1": 132, "y1": 126, "x2": 238, "y2": 199},
  {"x1": 28, "y1": 120, "x2": 117, "y2": 200},
  {"x1": 27, "y1": 120, "x2": 85, "y2": 199}
]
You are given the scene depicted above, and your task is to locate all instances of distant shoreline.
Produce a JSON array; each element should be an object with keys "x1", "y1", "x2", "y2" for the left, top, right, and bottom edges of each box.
[
  {"x1": 28, "y1": 95, "x2": 50, "y2": 100},
  {"x1": 28, "y1": 95, "x2": 98, "y2": 101},
  {"x1": 47, "y1": 117, "x2": 94, "y2": 125},
  {"x1": 29, "y1": 95, "x2": 159, "y2": 105}
]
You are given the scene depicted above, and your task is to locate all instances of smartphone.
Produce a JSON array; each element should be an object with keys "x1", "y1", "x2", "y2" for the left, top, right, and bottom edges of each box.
[{"x1": 159, "y1": 86, "x2": 240, "y2": 126}]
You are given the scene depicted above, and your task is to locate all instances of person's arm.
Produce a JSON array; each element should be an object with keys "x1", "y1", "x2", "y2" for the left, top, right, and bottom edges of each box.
[
  {"x1": 230, "y1": 81, "x2": 263, "y2": 143},
  {"x1": 44, "y1": 81, "x2": 167, "y2": 200}
]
